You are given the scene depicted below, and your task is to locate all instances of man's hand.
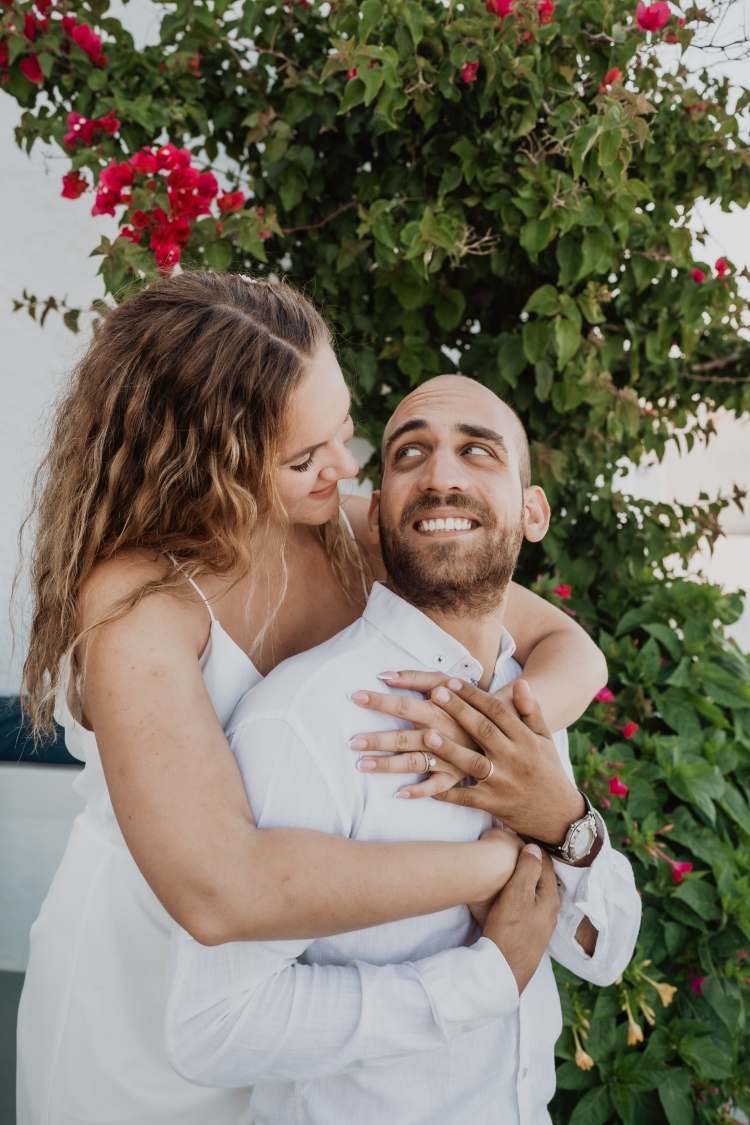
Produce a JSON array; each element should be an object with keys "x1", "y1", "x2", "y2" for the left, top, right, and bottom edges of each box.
[
  {"x1": 483, "y1": 843, "x2": 560, "y2": 993},
  {"x1": 467, "y1": 827, "x2": 525, "y2": 927}
]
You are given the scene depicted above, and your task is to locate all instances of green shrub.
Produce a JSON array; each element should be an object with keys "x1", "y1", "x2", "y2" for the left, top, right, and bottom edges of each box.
[{"x1": 3, "y1": 0, "x2": 750, "y2": 1119}]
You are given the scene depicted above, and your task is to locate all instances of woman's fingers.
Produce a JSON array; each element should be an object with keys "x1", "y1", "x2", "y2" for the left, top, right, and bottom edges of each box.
[
  {"x1": 376, "y1": 670, "x2": 456, "y2": 693},
  {"x1": 350, "y1": 729, "x2": 492, "y2": 783},
  {"x1": 349, "y1": 689, "x2": 475, "y2": 746},
  {"x1": 394, "y1": 770, "x2": 468, "y2": 800}
]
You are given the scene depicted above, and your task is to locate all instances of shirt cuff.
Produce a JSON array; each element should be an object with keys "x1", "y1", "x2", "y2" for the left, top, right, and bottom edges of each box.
[
  {"x1": 552, "y1": 813, "x2": 611, "y2": 952},
  {"x1": 412, "y1": 936, "x2": 519, "y2": 1038}
]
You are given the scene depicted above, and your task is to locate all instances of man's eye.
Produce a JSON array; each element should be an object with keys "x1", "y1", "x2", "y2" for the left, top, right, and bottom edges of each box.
[
  {"x1": 395, "y1": 446, "x2": 423, "y2": 460},
  {"x1": 465, "y1": 444, "x2": 490, "y2": 457}
]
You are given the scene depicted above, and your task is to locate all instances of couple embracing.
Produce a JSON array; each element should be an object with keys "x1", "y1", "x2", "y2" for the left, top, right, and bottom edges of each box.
[{"x1": 17, "y1": 271, "x2": 640, "y2": 1125}]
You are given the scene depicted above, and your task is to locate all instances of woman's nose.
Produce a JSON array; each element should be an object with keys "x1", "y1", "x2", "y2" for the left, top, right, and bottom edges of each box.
[{"x1": 319, "y1": 444, "x2": 359, "y2": 482}]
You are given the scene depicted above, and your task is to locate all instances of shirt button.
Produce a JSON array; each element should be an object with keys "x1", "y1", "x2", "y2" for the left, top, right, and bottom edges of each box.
[
  {"x1": 433, "y1": 654, "x2": 446, "y2": 666},
  {"x1": 522, "y1": 1067, "x2": 529, "y2": 1078}
]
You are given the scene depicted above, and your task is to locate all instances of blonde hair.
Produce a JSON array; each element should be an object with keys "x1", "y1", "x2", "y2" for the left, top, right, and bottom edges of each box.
[{"x1": 20, "y1": 271, "x2": 371, "y2": 734}]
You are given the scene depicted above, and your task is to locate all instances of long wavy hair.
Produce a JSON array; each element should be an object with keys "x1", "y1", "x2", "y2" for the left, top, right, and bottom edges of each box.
[{"x1": 19, "y1": 271, "x2": 371, "y2": 735}]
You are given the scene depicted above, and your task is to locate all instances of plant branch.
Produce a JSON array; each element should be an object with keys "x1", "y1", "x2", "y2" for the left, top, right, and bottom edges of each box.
[{"x1": 282, "y1": 199, "x2": 358, "y2": 235}]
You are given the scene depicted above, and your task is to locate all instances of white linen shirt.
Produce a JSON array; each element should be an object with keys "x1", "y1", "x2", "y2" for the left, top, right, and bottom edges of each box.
[{"x1": 165, "y1": 582, "x2": 641, "y2": 1125}]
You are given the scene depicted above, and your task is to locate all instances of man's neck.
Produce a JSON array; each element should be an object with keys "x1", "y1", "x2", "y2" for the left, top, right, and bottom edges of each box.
[{"x1": 386, "y1": 581, "x2": 508, "y2": 690}]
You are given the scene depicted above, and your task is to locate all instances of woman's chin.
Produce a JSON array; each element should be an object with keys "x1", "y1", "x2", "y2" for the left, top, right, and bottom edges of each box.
[{"x1": 291, "y1": 487, "x2": 342, "y2": 526}]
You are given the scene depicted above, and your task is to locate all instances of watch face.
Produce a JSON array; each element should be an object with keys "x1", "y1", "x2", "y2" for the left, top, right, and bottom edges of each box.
[{"x1": 569, "y1": 820, "x2": 595, "y2": 860}]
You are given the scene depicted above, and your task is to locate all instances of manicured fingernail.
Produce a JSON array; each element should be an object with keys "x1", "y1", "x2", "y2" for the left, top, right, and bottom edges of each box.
[
  {"x1": 433, "y1": 687, "x2": 450, "y2": 703},
  {"x1": 394, "y1": 789, "x2": 411, "y2": 798},
  {"x1": 525, "y1": 844, "x2": 543, "y2": 859},
  {"x1": 447, "y1": 678, "x2": 463, "y2": 691},
  {"x1": 349, "y1": 691, "x2": 369, "y2": 704},
  {"x1": 348, "y1": 737, "x2": 368, "y2": 751},
  {"x1": 378, "y1": 672, "x2": 400, "y2": 682},
  {"x1": 426, "y1": 731, "x2": 443, "y2": 748},
  {"x1": 357, "y1": 758, "x2": 377, "y2": 771}
]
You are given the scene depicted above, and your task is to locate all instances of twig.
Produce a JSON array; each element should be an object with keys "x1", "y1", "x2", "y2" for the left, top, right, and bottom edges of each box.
[
  {"x1": 680, "y1": 372, "x2": 750, "y2": 383},
  {"x1": 283, "y1": 199, "x2": 358, "y2": 234},
  {"x1": 690, "y1": 352, "x2": 742, "y2": 372}
]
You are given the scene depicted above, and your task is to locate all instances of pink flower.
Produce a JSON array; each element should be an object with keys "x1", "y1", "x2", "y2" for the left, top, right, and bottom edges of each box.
[
  {"x1": 71, "y1": 22, "x2": 106, "y2": 66},
  {"x1": 715, "y1": 257, "x2": 728, "y2": 278},
  {"x1": 155, "y1": 143, "x2": 191, "y2": 172},
  {"x1": 599, "y1": 67, "x2": 622, "y2": 92},
  {"x1": 98, "y1": 108, "x2": 120, "y2": 135},
  {"x1": 35, "y1": 0, "x2": 52, "y2": 12},
  {"x1": 61, "y1": 170, "x2": 88, "y2": 199},
  {"x1": 692, "y1": 267, "x2": 706, "y2": 283},
  {"x1": 690, "y1": 975, "x2": 705, "y2": 995},
  {"x1": 130, "y1": 210, "x2": 152, "y2": 229},
  {"x1": 346, "y1": 67, "x2": 358, "y2": 80},
  {"x1": 486, "y1": 0, "x2": 514, "y2": 15},
  {"x1": 608, "y1": 775, "x2": 629, "y2": 798},
  {"x1": 620, "y1": 721, "x2": 639, "y2": 740},
  {"x1": 596, "y1": 687, "x2": 615, "y2": 702},
  {"x1": 99, "y1": 159, "x2": 134, "y2": 194},
  {"x1": 462, "y1": 61, "x2": 480, "y2": 83},
  {"x1": 23, "y1": 13, "x2": 38, "y2": 41},
  {"x1": 19, "y1": 54, "x2": 45, "y2": 83},
  {"x1": 118, "y1": 226, "x2": 141, "y2": 243},
  {"x1": 217, "y1": 190, "x2": 245, "y2": 214},
  {"x1": 667, "y1": 858, "x2": 693, "y2": 883},
  {"x1": 61, "y1": 15, "x2": 77, "y2": 35},
  {"x1": 153, "y1": 241, "x2": 181, "y2": 273},
  {"x1": 537, "y1": 0, "x2": 557, "y2": 23},
  {"x1": 130, "y1": 148, "x2": 158, "y2": 175},
  {"x1": 636, "y1": 1, "x2": 671, "y2": 31},
  {"x1": 554, "y1": 583, "x2": 572, "y2": 599},
  {"x1": 63, "y1": 109, "x2": 119, "y2": 149}
]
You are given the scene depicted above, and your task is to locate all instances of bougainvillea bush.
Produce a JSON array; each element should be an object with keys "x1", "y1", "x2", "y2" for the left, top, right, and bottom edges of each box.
[{"x1": 3, "y1": 0, "x2": 750, "y2": 1119}]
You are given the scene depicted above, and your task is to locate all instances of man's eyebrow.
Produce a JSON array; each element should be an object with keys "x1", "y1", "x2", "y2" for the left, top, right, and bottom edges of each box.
[
  {"x1": 383, "y1": 417, "x2": 427, "y2": 455},
  {"x1": 455, "y1": 423, "x2": 508, "y2": 450}
]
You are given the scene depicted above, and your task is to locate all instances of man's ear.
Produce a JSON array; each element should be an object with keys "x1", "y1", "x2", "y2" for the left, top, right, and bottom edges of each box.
[
  {"x1": 367, "y1": 491, "x2": 381, "y2": 546},
  {"x1": 523, "y1": 486, "x2": 551, "y2": 543}
]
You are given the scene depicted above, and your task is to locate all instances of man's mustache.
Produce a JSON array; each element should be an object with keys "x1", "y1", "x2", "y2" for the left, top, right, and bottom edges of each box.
[{"x1": 397, "y1": 494, "x2": 497, "y2": 530}]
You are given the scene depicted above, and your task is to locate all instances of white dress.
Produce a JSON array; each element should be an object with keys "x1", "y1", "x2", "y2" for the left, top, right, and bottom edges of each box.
[{"x1": 16, "y1": 578, "x2": 262, "y2": 1125}]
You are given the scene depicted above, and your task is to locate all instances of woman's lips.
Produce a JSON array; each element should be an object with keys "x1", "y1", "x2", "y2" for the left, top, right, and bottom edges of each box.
[{"x1": 310, "y1": 481, "x2": 338, "y2": 500}]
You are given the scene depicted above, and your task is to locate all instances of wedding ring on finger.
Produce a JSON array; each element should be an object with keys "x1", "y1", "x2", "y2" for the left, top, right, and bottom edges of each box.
[
  {"x1": 479, "y1": 759, "x2": 494, "y2": 782},
  {"x1": 422, "y1": 751, "x2": 437, "y2": 773}
]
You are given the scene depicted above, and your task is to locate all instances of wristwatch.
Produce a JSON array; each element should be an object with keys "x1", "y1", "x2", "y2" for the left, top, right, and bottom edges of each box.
[{"x1": 538, "y1": 790, "x2": 599, "y2": 865}]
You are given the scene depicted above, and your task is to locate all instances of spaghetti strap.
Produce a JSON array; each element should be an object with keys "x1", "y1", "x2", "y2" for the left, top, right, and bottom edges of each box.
[
  {"x1": 187, "y1": 577, "x2": 216, "y2": 622},
  {"x1": 339, "y1": 506, "x2": 370, "y2": 601}
]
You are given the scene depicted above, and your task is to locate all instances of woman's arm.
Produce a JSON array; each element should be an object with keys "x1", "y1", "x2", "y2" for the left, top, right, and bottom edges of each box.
[
  {"x1": 78, "y1": 564, "x2": 514, "y2": 946},
  {"x1": 501, "y1": 581, "x2": 607, "y2": 731}
]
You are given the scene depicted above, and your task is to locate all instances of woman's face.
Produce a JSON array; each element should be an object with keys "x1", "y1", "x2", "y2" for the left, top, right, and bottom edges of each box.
[{"x1": 275, "y1": 344, "x2": 359, "y2": 525}]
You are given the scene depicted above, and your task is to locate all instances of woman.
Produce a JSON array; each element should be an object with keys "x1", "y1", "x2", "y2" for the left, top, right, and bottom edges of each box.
[{"x1": 17, "y1": 271, "x2": 606, "y2": 1125}]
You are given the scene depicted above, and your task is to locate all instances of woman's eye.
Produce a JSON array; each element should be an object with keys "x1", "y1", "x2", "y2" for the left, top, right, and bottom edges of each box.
[
  {"x1": 291, "y1": 455, "x2": 314, "y2": 473},
  {"x1": 465, "y1": 444, "x2": 490, "y2": 457}
]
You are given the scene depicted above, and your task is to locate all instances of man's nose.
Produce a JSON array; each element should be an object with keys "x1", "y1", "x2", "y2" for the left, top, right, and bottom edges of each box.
[{"x1": 417, "y1": 449, "x2": 471, "y2": 493}]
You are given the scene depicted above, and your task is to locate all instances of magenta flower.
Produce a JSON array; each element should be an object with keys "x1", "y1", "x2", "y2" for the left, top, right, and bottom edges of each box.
[
  {"x1": 554, "y1": 583, "x2": 572, "y2": 599},
  {"x1": 620, "y1": 721, "x2": 639, "y2": 740},
  {"x1": 690, "y1": 975, "x2": 705, "y2": 995},
  {"x1": 462, "y1": 61, "x2": 480, "y2": 83},
  {"x1": 692, "y1": 267, "x2": 706, "y2": 283},
  {"x1": 608, "y1": 775, "x2": 629, "y2": 798},
  {"x1": 596, "y1": 687, "x2": 615, "y2": 702},
  {"x1": 636, "y1": 1, "x2": 671, "y2": 31}
]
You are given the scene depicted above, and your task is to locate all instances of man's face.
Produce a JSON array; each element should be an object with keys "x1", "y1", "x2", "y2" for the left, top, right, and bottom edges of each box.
[{"x1": 369, "y1": 377, "x2": 550, "y2": 617}]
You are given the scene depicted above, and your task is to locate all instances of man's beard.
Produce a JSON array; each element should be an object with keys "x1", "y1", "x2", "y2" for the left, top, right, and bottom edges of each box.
[{"x1": 379, "y1": 494, "x2": 525, "y2": 618}]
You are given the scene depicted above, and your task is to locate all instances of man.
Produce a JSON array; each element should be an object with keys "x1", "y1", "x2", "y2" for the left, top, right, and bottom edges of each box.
[{"x1": 165, "y1": 376, "x2": 641, "y2": 1124}]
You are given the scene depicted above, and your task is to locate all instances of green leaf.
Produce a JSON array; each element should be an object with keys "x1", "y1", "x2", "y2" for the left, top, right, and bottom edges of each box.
[
  {"x1": 524, "y1": 284, "x2": 560, "y2": 317},
  {"x1": 434, "y1": 287, "x2": 466, "y2": 331},
  {"x1": 338, "y1": 76, "x2": 367, "y2": 115},
  {"x1": 571, "y1": 120, "x2": 601, "y2": 178},
  {"x1": 672, "y1": 878, "x2": 721, "y2": 922},
  {"x1": 658, "y1": 1070, "x2": 694, "y2": 1125},
  {"x1": 520, "y1": 218, "x2": 554, "y2": 257},
  {"x1": 278, "y1": 165, "x2": 307, "y2": 212},
  {"x1": 554, "y1": 316, "x2": 581, "y2": 369},
  {"x1": 403, "y1": 1, "x2": 424, "y2": 45},
  {"x1": 438, "y1": 164, "x2": 463, "y2": 201},
  {"x1": 535, "y1": 358, "x2": 554, "y2": 401},
  {"x1": 358, "y1": 0, "x2": 383, "y2": 41},
  {"x1": 497, "y1": 334, "x2": 527, "y2": 387},
  {"x1": 644, "y1": 623, "x2": 683, "y2": 662},
  {"x1": 578, "y1": 228, "x2": 611, "y2": 278},
  {"x1": 569, "y1": 1085, "x2": 613, "y2": 1125},
  {"x1": 522, "y1": 320, "x2": 550, "y2": 364},
  {"x1": 202, "y1": 241, "x2": 233, "y2": 271}
]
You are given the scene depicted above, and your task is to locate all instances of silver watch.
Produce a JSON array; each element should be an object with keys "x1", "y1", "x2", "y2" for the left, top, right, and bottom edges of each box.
[{"x1": 538, "y1": 790, "x2": 598, "y2": 865}]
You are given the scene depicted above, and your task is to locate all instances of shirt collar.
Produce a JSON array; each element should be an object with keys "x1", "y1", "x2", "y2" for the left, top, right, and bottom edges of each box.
[{"x1": 362, "y1": 582, "x2": 516, "y2": 685}]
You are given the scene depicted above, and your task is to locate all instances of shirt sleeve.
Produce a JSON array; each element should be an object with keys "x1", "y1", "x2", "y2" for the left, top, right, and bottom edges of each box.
[
  {"x1": 164, "y1": 714, "x2": 519, "y2": 1088},
  {"x1": 546, "y1": 730, "x2": 642, "y2": 985}
]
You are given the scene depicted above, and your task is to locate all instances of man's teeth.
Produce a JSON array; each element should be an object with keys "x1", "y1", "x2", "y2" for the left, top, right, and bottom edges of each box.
[{"x1": 417, "y1": 517, "x2": 475, "y2": 532}]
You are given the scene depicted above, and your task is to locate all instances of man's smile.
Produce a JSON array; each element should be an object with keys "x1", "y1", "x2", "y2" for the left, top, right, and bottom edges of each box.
[{"x1": 414, "y1": 515, "x2": 480, "y2": 536}]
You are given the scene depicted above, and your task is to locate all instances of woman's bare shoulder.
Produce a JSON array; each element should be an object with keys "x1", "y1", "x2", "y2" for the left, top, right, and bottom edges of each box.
[
  {"x1": 78, "y1": 550, "x2": 201, "y2": 640},
  {"x1": 340, "y1": 494, "x2": 385, "y2": 572}
]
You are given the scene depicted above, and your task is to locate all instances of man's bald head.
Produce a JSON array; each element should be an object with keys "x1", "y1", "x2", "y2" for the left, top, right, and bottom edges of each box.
[{"x1": 382, "y1": 375, "x2": 531, "y2": 489}]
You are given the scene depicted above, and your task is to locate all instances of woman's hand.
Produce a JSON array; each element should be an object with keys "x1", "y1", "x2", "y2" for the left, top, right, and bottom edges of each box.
[
  {"x1": 349, "y1": 672, "x2": 488, "y2": 798},
  {"x1": 467, "y1": 827, "x2": 524, "y2": 927}
]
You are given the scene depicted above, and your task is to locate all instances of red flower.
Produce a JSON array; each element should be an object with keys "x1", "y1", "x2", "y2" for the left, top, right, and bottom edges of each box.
[
  {"x1": 0, "y1": 41, "x2": 8, "y2": 71},
  {"x1": 599, "y1": 66, "x2": 623, "y2": 91},
  {"x1": 61, "y1": 170, "x2": 88, "y2": 199},
  {"x1": 554, "y1": 583, "x2": 572, "y2": 599},
  {"x1": 486, "y1": 0, "x2": 514, "y2": 15},
  {"x1": 259, "y1": 229, "x2": 273, "y2": 241},
  {"x1": 620, "y1": 721, "x2": 639, "y2": 739},
  {"x1": 130, "y1": 148, "x2": 158, "y2": 175},
  {"x1": 71, "y1": 22, "x2": 105, "y2": 65},
  {"x1": 608, "y1": 775, "x2": 629, "y2": 798},
  {"x1": 118, "y1": 226, "x2": 141, "y2": 243},
  {"x1": 217, "y1": 190, "x2": 245, "y2": 214},
  {"x1": 35, "y1": 0, "x2": 53, "y2": 12},
  {"x1": 153, "y1": 241, "x2": 181, "y2": 273},
  {"x1": 98, "y1": 108, "x2": 120, "y2": 135},
  {"x1": 690, "y1": 975, "x2": 706, "y2": 995},
  {"x1": 346, "y1": 66, "x2": 358, "y2": 80},
  {"x1": 691, "y1": 267, "x2": 706, "y2": 283},
  {"x1": 64, "y1": 112, "x2": 95, "y2": 148},
  {"x1": 19, "y1": 54, "x2": 44, "y2": 83},
  {"x1": 596, "y1": 687, "x2": 615, "y2": 702},
  {"x1": 461, "y1": 61, "x2": 480, "y2": 83},
  {"x1": 130, "y1": 209, "x2": 152, "y2": 229},
  {"x1": 23, "y1": 13, "x2": 37, "y2": 41},
  {"x1": 537, "y1": 0, "x2": 557, "y2": 23},
  {"x1": 155, "y1": 143, "x2": 191, "y2": 172},
  {"x1": 715, "y1": 257, "x2": 728, "y2": 277},
  {"x1": 61, "y1": 15, "x2": 77, "y2": 35},
  {"x1": 668, "y1": 859, "x2": 693, "y2": 883},
  {"x1": 99, "y1": 158, "x2": 134, "y2": 194},
  {"x1": 635, "y1": 1, "x2": 671, "y2": 31}
]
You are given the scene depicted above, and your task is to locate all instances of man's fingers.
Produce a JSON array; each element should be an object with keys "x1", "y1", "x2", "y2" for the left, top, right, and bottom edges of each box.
[
  {"x1": 432, "y1": 785, "x2": 483, "y2": 810},
  {"x1": 428, "y1": 685, "x2": 517, "y2": 755},
  {"x1": 512, "y1": 680, "x2": 553, "y2": 740}
]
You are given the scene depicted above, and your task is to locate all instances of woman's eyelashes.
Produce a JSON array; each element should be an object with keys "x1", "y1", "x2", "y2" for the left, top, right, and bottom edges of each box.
[{"x1": 291, "y1": 454, "x2": 314, "y2": 473}]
